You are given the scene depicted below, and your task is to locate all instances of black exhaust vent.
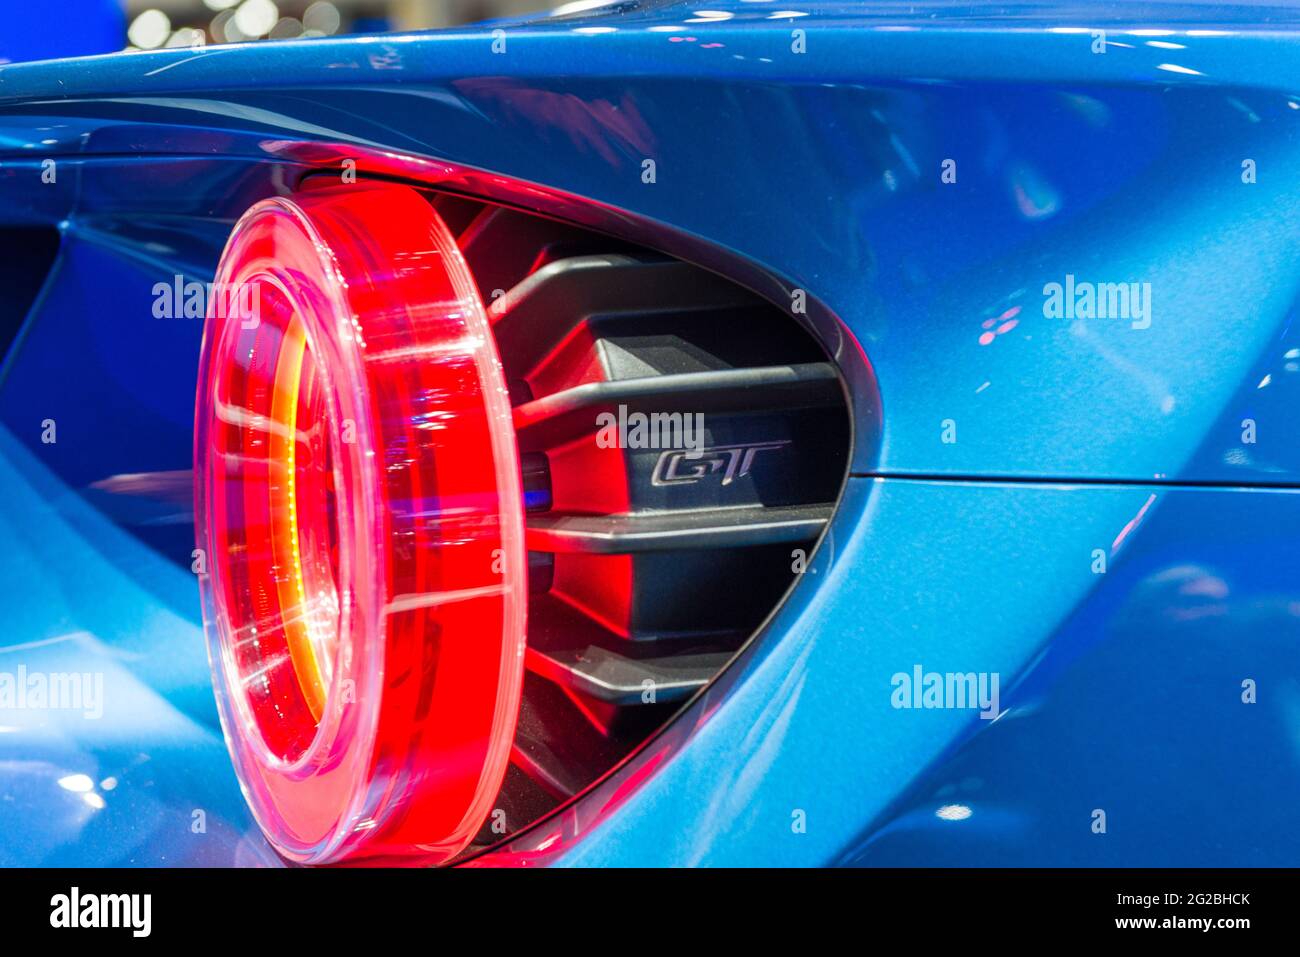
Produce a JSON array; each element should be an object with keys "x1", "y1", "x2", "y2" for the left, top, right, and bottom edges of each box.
[{"x1": 428, "y1": 195, "x2": 850, "y2": 849}]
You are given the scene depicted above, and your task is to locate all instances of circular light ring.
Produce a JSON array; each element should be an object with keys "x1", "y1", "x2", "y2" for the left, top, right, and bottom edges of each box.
[{"x1": 194, "y1": 182, "x2": 527, "y2": 864}]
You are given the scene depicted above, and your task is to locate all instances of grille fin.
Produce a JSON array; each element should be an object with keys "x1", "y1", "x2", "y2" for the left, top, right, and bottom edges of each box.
[
  {"x1": 512, "y1": 362, "x2": 841, "y2": 448},
  {"x1": 526, "y1": 504, "x2": 833, "y2": 554}
]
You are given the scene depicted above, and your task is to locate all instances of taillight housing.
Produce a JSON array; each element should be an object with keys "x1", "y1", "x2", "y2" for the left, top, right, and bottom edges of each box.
[
  {"x1": 193, "y1": 182, "x2": 526, "y2": 864},
  {"x1": 195, "y1": 167, "x2": 852, "y2": 866}
]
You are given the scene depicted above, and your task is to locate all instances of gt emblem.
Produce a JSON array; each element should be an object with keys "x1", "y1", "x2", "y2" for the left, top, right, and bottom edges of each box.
[{"x1": 652, "y1": 441, "x2": 790, "y2": 487}]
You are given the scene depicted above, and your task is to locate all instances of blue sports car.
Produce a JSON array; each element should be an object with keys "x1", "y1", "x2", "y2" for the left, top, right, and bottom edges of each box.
[{"x1": 0, "y1": 0, "x2": 1298, "y2": 871}]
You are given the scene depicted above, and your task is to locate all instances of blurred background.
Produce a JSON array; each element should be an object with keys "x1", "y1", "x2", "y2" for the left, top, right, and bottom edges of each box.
[{"x1": 1, "y1": 0, "x2": 563, "y2": 63}]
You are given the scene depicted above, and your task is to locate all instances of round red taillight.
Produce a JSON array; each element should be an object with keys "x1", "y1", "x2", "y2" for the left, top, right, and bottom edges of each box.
[{"x1": 193, "y1": 182, "x2": 527, "y2": 864}]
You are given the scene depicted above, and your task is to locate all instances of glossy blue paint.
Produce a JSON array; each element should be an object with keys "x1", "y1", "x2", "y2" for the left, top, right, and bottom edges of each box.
[
  {"x1": 0, "y1": 0, "x2": 123, "y2": 65},
  {"x1": 841, "y1": 479, "x2": 1300, "y2": 866},
  {"x1": 837, "y1": 478, "x2": 1294, "y2": 868},
  {"x1": 0, "y1": 426, "x2": 272, "y2": 866},
  {"x1": 0, "y1": 1, "x2": 1298, "y2": 865}
]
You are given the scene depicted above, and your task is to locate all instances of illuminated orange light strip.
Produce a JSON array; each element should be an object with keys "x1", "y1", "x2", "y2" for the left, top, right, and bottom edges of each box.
[{"x1": 269, "y1": 316, "x2": 328, "y2": 720}]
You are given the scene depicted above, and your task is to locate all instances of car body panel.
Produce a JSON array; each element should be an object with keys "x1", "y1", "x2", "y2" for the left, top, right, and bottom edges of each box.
[{"x1": 1, "y1": 1, "x2": 1297, "y2": 865}]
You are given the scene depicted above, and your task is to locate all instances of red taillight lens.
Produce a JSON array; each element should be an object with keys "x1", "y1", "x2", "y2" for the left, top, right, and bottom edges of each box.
[{"x1": 194, "y1": 182, "x2": 526, "y2": 864}]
